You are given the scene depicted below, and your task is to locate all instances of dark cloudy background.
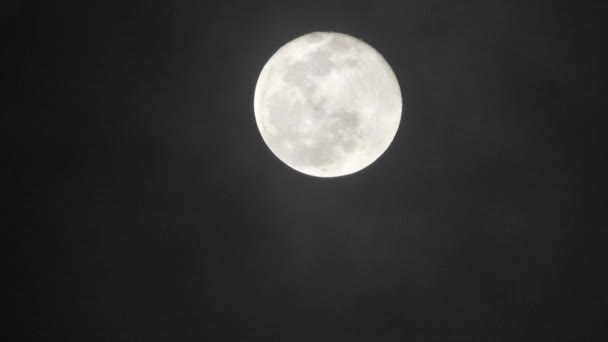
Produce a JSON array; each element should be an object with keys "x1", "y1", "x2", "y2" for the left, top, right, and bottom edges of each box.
[{"x1": 9, "y1": 0, "x2": 607, "y2": 340}]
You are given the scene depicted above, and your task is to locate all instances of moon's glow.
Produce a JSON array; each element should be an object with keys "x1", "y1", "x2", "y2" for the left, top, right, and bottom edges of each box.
[{"x1": 254, "y1": 32, "x2": 402, "y2": 177}]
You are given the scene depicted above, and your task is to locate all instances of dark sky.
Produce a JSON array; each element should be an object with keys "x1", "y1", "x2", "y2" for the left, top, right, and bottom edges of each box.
[{"x1": 10, "y1": 0, "x2": 607, "y2": 341}]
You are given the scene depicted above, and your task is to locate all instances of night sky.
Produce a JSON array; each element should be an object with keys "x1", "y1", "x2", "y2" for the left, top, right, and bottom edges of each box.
[{"x1": 10, "y1": 1, "x2": 607, "y2": 340}]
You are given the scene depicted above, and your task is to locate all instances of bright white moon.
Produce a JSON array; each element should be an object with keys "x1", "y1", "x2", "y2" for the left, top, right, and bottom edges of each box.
[{"x1": 254, "y1": 32, "x2": 402, "y2": 177}]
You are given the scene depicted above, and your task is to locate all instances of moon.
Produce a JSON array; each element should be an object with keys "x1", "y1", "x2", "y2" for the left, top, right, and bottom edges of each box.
[{"x1": 254, "y1": 32, "x2": 402, "y2": 177}]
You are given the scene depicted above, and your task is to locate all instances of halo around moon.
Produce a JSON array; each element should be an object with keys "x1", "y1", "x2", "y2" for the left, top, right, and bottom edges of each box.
[{"x1": 254, "y1": 32, "x2": 402, "y2": 177}]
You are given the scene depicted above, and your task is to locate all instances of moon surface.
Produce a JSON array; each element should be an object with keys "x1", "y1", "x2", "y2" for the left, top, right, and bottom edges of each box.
[{"x1": 254, "y1": 32, "x2": 402, "y2": 177}]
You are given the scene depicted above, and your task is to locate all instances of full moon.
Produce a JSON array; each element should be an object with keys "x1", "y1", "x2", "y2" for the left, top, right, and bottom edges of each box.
[{"x1": 254, "y1": 32, "x2": 402, "y2": 177}]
